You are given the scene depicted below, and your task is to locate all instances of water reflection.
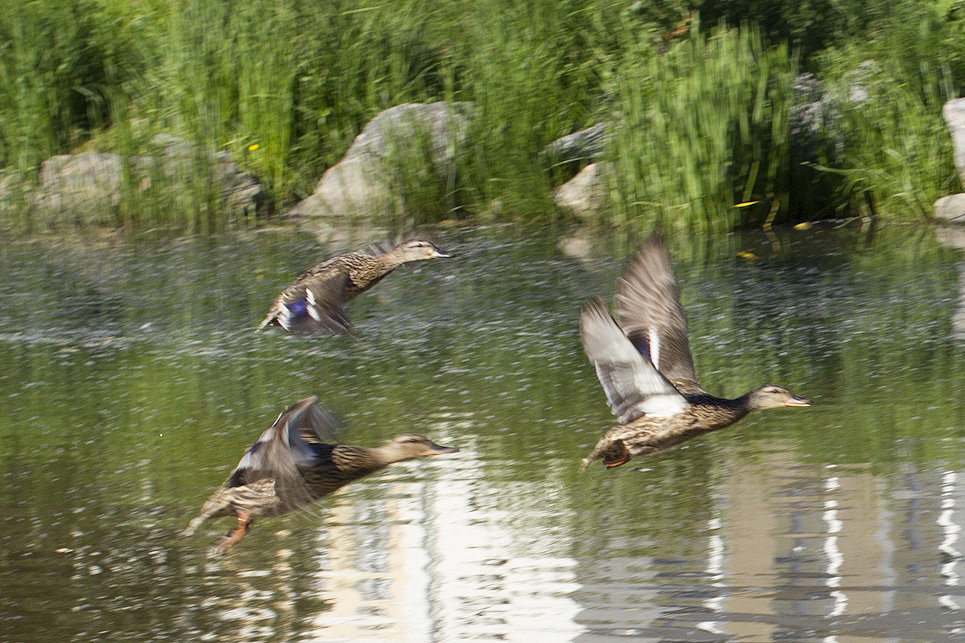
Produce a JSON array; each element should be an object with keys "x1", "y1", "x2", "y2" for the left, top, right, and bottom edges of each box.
[
  {"x1": 0, "y1": 224, "x2": 961, "y2": 641},
  {"x1": 571, "y1": 453, "x2": 964, "y2": 641}
]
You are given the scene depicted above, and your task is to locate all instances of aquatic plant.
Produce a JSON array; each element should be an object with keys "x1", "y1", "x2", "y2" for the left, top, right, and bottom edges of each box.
[
  {"x1": 0, "y1": 0, "x2": 963, "y2": 234},
  {"x1": 606, "y1": 24, "x2": 795, "y2": 232}
]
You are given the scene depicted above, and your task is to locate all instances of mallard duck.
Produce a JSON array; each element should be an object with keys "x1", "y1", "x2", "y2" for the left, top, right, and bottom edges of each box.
[
  {"x1": 183, "y1": 397, "x2": 458, "y2": 553},
  {"x1": 580, "y1": 234, "x2": 811, "y2": 470},
  {"x1": 258, "y1": 239, "x2": 452, "y2": 334}
]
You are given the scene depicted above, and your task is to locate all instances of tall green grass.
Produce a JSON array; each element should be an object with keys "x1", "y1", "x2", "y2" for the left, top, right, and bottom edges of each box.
[
  {"x1": 809, "y1": 2, "x2": 963, "y2": 216},
  {"x1": 607, "y1": 24, "x2": 796, "y2": 232},
  {"x1": 452, "y1": 0, "x2": 623, "y2": 221},
  {"x1": 0, "y1": 0, "x2": 119, "y2": 172},
  {"x1": 0, "y1": 0, "x2": 963, "y2": 234}
]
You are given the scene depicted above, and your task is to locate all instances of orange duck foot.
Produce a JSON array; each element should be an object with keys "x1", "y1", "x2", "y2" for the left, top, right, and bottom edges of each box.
[
  {"x1": 212, "y1": 513, "x2": 253, "y2": 554},
  {"x1": 603, "y1": 442, "x2": 631, "y2": 468}
]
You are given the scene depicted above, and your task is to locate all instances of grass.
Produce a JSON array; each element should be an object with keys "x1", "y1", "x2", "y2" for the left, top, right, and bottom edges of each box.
[
  {"x1": 606, "y1": 23, "x2": 796, "y2": 232},
  {"x1": 0, "y1": 0, "x2": 963, "y2": 235}
]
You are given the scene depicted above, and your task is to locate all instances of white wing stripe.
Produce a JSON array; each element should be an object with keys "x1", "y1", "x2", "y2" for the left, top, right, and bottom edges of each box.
[
  {"x1": 649, "y1": 326, "x2": 660, "y2": 370},
  {"x1": 642, "y1": 392, "x2": 689, "y2": 417},
  {"x1": 306, "y1": 289, "x2": 321, "y2": 321}
]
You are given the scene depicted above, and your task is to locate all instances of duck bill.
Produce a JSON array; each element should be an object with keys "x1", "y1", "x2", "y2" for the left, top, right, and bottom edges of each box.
[
  {"x1": 423, "y1": 442, "x2": 459, "y2": 456},
  {"x1": 431, "y1": 248, "x2": 454, "y2": 259},
  {"x1": 784, "y1": 396, "x2": 812, "y2": 407}
]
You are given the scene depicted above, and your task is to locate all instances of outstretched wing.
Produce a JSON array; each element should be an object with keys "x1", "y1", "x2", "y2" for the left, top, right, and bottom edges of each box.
[
  {"x1": 224, "y1": 397, "x2": 340, "y2": 511},
  {"x1": 581, "y1": 298, "x2": 689, "y2": 424},
  {"x1": 617, "y1": 234, "x2": 700, "y2": 393},
  {"x1": 259, "y1": 271, "x2": 354, "y2": 335}
]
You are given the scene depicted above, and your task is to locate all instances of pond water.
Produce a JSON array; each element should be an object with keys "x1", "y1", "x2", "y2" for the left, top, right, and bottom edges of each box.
[{"x1": 0, "y1": 223, "x2": 962, "y2": 642}]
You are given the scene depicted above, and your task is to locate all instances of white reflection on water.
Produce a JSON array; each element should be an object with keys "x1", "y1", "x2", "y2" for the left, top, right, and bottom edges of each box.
[
  {"x1": 938, "y1": 470, "x2": 961, "y2": 610},
  {"x1": 301, "y1": 413, "x2": 585, "y2": 641},
  {"x1": 697, "y1": 515, "x2": 727, "y2": 636},
  {"x1": 283, "y1": 450, "x2": 964, "y2": 641},
  {"x1": 670, "y1": 451, "x2": 965, "y2": 641},
  {"x1": 823, "y1": 474, "x2": 848, "y2": 618}
]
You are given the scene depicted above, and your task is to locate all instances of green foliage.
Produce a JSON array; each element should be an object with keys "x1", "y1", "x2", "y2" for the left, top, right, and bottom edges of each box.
[
  {"x1": 0, "y1": 0, "x2": 964, "y2": 233},
  {"x1": 814, "y1": 69, "x2": 958, "y2": 217},
  {"x1": 607, "y1": 24, "x2": 795, "y2": 232},
  {"x1": 809, "y1": 1, "x2": 965, "y2": 216},
  {"x1": 450, "y1": 0, "x2": 627, "y2": 220},
  {"x1": 0, "y1": 0, "x2": 127, "y2": 171},
  {"x1": 695, "y1": 0, "x2": 890, "y2": 63}
]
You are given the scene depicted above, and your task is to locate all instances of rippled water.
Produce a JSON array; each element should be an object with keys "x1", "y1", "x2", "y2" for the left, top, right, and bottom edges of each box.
[{"x1": 0, "y1": 224, "x2": 962, "y2": 641}]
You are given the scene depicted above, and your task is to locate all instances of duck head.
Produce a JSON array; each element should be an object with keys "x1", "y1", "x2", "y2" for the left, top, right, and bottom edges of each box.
[
  {"x1": 748, "y1": 385, "x2": 812, "y2": 410},
  {"x1": 378, "y1": 434, "x2": 459, "y2": 463},
  {"x1": 391, "y1": 239, "x2": 453, "y2": 263}
]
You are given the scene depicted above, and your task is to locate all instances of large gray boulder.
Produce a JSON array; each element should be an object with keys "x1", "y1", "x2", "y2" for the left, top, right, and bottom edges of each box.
[
  {"x1": 27, "y1": 138, "x2": 265, "y2": 226},
  {"x1": 552, "y1": 162, "x2": 608, "y2": 221},
  {"x1": 933, "y1": 193, "x2": 965, "y2": 224},
  {"x1": 542, "y1": 123, "x2": 607, "y2": 163},
  {"x1": 932, "y1": 99, "x2": 965, "y2": 224},
  {"x1": 288, "y1": 101, "x2": 473, "y2": 218},
  {"x1": 943, "y1": 98, "x2": 965, "y2": 187},
  {"x1": 35, "y1": 152, "x2": 128, "y2": 217}
]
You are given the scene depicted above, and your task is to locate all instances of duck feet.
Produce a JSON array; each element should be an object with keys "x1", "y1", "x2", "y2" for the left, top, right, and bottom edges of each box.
[
  {"x1": 212, "y1": 513, "x2": 253, "y2": 554},
  {"x1": 603, "y1": 441, "x2": 631, "y2": 468}
]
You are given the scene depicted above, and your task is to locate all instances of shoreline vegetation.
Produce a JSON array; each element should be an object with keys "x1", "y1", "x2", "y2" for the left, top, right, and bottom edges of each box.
[{"x1": 1, "y1": 0, "x2": 963, "y2": 235}]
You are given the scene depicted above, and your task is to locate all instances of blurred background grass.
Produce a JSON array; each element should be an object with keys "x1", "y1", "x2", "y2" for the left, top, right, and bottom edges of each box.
[{"x1": 0, "y1": 0, "x2": 963, "y2": 233}]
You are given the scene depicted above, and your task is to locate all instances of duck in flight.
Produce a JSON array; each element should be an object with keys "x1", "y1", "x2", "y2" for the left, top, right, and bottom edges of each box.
[
  {"x1": 258, "y1": 239, "x2": 452, "y2": 335},
  {"x1": 183, "y1": 397, "x2": 458, "y2": 553},
  {"x1": 580, "y1": 233, "x2": 810, "y2": 470}
]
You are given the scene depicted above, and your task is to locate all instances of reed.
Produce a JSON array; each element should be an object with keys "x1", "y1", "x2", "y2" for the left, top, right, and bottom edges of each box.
[
  {"x1": 0, "y1": 0, "x2": 118, "y2": 172},
  {"x1": 607, "y1": 24, "x2": 795, "y2": 232},
  {"x1": 809, "y1": 2, "x2": 963, "y2": 217},
  {"x1": 0, "y1": 0, "x2": 962, "y2": 234}
]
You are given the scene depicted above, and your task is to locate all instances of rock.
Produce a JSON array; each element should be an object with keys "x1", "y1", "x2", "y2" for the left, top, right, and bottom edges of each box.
[
  {"x1": 553, "y1": 162, "x2": 608, "y2": 220},
  {"x1": 543, "y1": 124, "x2": 607, "y2": 163},
  {"x1": 935, "y1": 225, "x2": 965, "y2": 249},
  {"x1": 37, "y1": 152, "x2": 127, "y2": 217},
  {"x1": 148, "y1": 135, "x2": 267, "y2": 219},
  {"x1": 790, "y1": 73, "x2": 828, "y2": 138},
  {"x1": 28, "y1": 140, "x2": 265, "y2": 226},
  {"x1": 842, "y1": 60, "x2": 879, "y2": 105},
  {"x1": 207, "y1": 155, "x2": 267, "y2": 219},
  {"x1": 288, "y1": 101, "x2": 473, "y2": 218},
  {"x1": 933, "y1": 193, "x2": 965, "y2": 224},
  {"x1": 943, "y1": 98, "x2": 965, "y2": 186}
]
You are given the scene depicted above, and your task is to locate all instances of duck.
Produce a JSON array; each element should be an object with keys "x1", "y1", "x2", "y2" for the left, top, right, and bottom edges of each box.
[
  {"x1": 579, "y1": 233, "x2": 810, "y2": 470},
  {"x1": 258, "y1": 239, "x2": 452, "y2": 335},
  {"x1": 183, "y1": 396, "x2": 458, "y2": 553}
]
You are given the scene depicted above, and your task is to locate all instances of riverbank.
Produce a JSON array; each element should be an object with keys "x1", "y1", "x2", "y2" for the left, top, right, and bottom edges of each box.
[{"x1": 1, "y1": 0, "x2": 963, "y2": 234}]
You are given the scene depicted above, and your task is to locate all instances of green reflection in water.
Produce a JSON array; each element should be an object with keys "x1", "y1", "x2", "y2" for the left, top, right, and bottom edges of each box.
[{"x1": 0, "y1": 224, "x2": 961, "y2": 640}]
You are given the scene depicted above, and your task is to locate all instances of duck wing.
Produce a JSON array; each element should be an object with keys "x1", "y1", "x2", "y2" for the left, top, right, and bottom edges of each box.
[
  {"x1": 224, "y1": 397, "x2": 339, "y2": 511},
  {"x1": 617, "y1": 234, "x2": 700, "y2": 393},
  {"x1": 259, "y1": 270, "x2": 354, "y2": 335},
  {"x1": 581, "y1": 298, "x2": 690, "y2": 424}
]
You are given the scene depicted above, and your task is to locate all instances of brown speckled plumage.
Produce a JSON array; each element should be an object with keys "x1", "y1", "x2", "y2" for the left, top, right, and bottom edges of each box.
[
  {"x1": 580, "y1": 234, "x2": 811, "y2": 470},
  {"x1": 258, "y1": 239, "x2": 452, "y2": 335},
  {"x1": 183, "y1": 397, "x2": 458, "y2": 553}
]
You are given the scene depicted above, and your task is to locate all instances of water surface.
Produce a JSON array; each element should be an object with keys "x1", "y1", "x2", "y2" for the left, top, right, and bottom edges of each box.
[{"x1": 0, "y1": 224, "x2": 962, "y2": 641}]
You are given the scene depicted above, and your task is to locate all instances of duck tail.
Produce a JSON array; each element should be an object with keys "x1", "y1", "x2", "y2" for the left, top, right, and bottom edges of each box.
[
  {"x1": 578, "y1": 457, "x2": 591, "y2": 474},
  {"x1": 256, "y1": 311, "x2": 276, "y2": 330}
]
